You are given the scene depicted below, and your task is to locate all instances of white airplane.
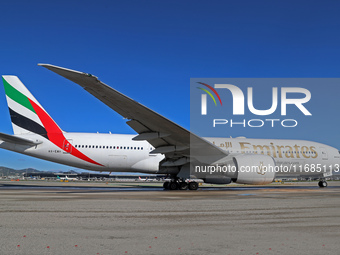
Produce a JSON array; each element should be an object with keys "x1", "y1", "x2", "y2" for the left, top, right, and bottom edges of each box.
[
  {"x1": 0, "y1": 64, "x2": 339, "y2": 190},
  {"x1": 138, "y1": 176, "x2": 148, "y2": 181},
  {"x1": 58, "y1": 175, "x2": 78, "y2": 181}
]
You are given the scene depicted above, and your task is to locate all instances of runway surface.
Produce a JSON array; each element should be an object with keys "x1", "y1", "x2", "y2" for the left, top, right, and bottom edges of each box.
[{"x1": 1, "y1": 181, "x2": 340, "y2": 255}]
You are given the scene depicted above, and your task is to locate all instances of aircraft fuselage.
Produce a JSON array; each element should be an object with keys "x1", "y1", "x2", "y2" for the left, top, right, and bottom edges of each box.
[{"x1": 1, "y1": 133, "x2": 339, "y2": 178}]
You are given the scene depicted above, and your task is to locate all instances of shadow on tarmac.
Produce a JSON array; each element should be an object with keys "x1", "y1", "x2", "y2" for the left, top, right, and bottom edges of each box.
[{"x1": 1, "y1": 181, "x2": 339, "y2": 192}]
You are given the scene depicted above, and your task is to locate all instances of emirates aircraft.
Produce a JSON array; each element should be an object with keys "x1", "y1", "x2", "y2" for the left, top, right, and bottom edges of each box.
[{"x1": 0, "y1": 64, "x2": 339, "y2": 190}]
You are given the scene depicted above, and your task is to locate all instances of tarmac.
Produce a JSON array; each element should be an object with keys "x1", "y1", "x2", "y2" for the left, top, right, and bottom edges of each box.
[{"x1": 0, "y1": 180, "x2": 340, "y2": 255}]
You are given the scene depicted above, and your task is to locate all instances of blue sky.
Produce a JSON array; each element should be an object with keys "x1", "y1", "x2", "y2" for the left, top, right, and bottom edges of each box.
[{"x1": 0, "y1": 0, "x2": 340, "y2": 171}]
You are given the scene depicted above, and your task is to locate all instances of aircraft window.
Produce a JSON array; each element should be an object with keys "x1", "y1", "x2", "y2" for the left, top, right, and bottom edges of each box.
[
  {"x1": 120, "y1": 146, "x2": 123, "y2": 149},
  {"x1": 124, "y1": 147, "x2": 126, "y2": 149},
  {"x1": 99, "y1": 146, "x2": 101, "y2": 149},
  {"x1": 110, "y1": 146, "x2": 112, "y2": 149},
  {"x1": 113, "y1": 146, "x2": 116, "y2": 149},
  {"x1": 134, "y1": 147, "x2": 136, "y2": 150},
  {"x1": 141, "y1": 147, "x2": 143, "y2": 150},
  {"x1": 138, "y1": 147, "x2": 140, "y2": 150},
  {"x1": 85, "y1": 145, "x2": 87, "y2": 148},
  {"x1": 81, "y1": 145, "x2": 84, "y2": 148}
]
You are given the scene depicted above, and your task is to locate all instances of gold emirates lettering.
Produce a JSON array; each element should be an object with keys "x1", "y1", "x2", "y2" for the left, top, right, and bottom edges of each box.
[{"x1": 239, "y1": 142, "x2": 318, "y2": 159}]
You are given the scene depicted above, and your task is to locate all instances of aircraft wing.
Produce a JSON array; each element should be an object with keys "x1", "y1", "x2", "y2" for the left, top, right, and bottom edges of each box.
[
  {"x1": 0, "y1": 132, "x2": 41, "y2": 146},
  {"x1": 38, "y1": 64, "x2": 228, "y2": 165}
]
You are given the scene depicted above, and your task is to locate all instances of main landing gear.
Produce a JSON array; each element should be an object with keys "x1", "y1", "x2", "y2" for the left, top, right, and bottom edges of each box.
[
  {"x1": 318, "y1": 180, "x2": 328, "y2": 188},
  {"x1": 163, "y1": 180, "x2": 199, "y2": 190}
]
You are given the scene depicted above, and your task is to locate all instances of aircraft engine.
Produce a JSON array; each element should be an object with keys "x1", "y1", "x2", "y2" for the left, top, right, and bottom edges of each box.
[{"x1": 232, "y1": 154, "x2": 276, "y2": 185}]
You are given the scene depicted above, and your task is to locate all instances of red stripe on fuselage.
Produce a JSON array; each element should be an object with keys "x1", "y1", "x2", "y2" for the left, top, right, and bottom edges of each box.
[{"x1": 28, "y1": 99, "x2": 103, "y2": 166}]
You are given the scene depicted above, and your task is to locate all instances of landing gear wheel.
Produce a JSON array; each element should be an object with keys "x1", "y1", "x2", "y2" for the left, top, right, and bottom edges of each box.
[
  {"x1": 188, "y1": 182, "x2": 199, "y2": 190},
  {"x1": 169, "y1": 182, "x2": 179, "y2": 190},
  {"x1": 179, "y1": 182, "x2": 188, "y2": 190},
  {"x1": 163, "y1": 182, "x2": 170, "y2": 190},
  {"x1": 318, "y1": 180, "x2": 328, "y2": 188}
]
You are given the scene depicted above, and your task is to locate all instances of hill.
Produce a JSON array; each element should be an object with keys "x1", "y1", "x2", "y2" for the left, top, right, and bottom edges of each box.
[{"x1": 0, "y1": 167, "x2": 43, "y2": 176}]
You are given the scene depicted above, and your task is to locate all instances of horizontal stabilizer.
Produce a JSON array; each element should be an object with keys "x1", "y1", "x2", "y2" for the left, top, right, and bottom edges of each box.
[{"x1": 0, "y1": 132, "x2": 42, "y2": 146}]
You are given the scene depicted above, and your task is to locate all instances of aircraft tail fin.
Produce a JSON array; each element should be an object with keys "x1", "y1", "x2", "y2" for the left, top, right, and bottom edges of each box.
[{"x1": 2, "y1": 75, "x2": 63, "y2": 138}]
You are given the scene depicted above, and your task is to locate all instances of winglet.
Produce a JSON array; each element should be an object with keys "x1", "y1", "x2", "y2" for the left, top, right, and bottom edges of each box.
[{"x1": 38, "y1": 63, "x2": 98, "y2": 79}]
